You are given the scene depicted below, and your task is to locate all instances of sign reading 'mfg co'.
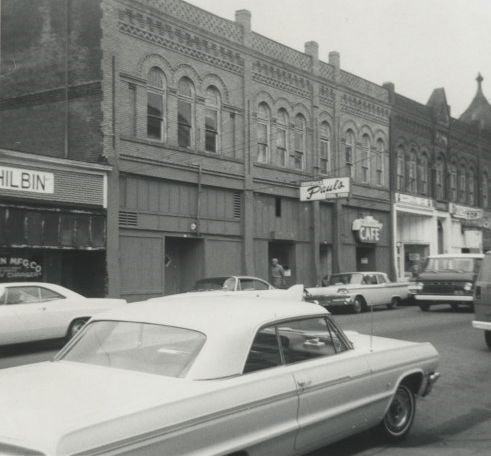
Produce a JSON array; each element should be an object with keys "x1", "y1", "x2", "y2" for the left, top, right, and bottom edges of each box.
[
  {"x1": 352, "y1": 216, "x2": 383, "y2": 243},
  {"x1": 0, "y1": 166, "x2": 54, "y2": 194}
]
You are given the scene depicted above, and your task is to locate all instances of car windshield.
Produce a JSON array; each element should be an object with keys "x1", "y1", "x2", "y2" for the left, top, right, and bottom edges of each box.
[
  {"x1": 192, "y1": 277, "x2": 233, "y2": 291},
  {"x1": 58, "y1": 321, "x2": 206, "y2": 378},
  {"x1": 423, "y1": 258, "x2": 476, "y2": 273},
  {"x1": 327, "y1": 273, "x2": 364, "y2": 285}
]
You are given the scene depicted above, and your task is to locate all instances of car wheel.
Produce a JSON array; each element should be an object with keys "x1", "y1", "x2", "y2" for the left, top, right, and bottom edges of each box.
[
  {"x1": 377, "y1": 384, "x2": 416, "y2": 441},
  {"x1": 419, "y1": 303, "x2": 430, "y2": 312},
  {"x1": 485, "y1": 331, "x2": 491, "y2": 349},
  {"x1": 387, "y1": 298, "x2": 399, "y2": 310},
  {"x1": 67, "y1": 318, "x2": 88, "y2": 341},
  {"x1": 352, "y1": 297, "x2": 363, "y2": 314}
]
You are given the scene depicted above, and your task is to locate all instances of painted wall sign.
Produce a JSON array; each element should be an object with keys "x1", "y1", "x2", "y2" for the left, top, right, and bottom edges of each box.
[
  {"x1": 449, "y1": 203, "x2": 483, "y2": 221},
  {"x1": 300, "y1": 177, "x2": 350, "y2": 201},
  {"x1": 0, "y1": 255, "x2": 43, "y2": 280},
  {"x1": 396, "y1": 193, "x2": 434, "y2": 209},
  {"x1": 0, "y1": 166, "x2": 54, "y2": 194},
  {"x1": 352, "y1": 216, "x2": 383, "y2": 243}
]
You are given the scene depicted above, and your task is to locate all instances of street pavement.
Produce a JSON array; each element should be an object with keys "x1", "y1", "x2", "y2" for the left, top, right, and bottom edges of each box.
[{"x1": 0, "y1": 304, "x2": 489, "y2": 455}]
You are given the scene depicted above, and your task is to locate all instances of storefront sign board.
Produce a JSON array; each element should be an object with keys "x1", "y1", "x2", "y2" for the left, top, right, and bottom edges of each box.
[
  {"x1": 0, "y1": 166, "x2": 54, "y2": 194},
  {"x1": 352, "y1": 216, "x2": 383, "y2": 243},
  {"x1": 300, "y1": 177, "x2": 350, "y2": 201}
]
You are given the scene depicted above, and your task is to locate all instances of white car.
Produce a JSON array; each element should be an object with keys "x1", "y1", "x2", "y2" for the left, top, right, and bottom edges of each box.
[
  {"x1": 307, "y1": 272, "x2": 410, "y2": 313},
  {"x1": 0, "y1": 295, "x2": 440, "y2": 455},
  {"x1": 0, "y1": 282, "x2": 126, "y2": 345}
]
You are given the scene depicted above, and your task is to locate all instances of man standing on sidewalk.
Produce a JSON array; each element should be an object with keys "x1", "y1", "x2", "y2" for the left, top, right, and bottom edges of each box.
[{"x1": 271, "y1": 258, "x2": 285, "y2": 288}]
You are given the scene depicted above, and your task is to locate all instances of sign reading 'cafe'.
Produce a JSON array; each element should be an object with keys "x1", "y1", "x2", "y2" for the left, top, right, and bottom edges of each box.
[
  {"x1": 352, "y1": 216, "x2": 383, "y2": 243},
  {"x1": 299, "y1": 177, "x2": 350, "y2": 201}
]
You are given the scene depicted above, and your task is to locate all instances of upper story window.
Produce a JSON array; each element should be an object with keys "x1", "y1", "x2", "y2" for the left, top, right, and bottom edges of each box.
[
  {"x1": 468, "y1": 169, "x2": 475, "y2": 206},
  {"x1": 177, "y1": 77, "x2": 195, "y2": 148},
  {"x1": 435, "y1": 157, "x2": 445, "y2": 200},
  {"x1": 147, "y1": 67, "x2": 166, "y2": 141},
  {"x1": 275, "y1": 109, "x2": 289, "y2": 167},
  {"x1": 320, "y1": 121, "x2": 331, "y2": 175},
  {"x1": 418, "y1": 153, "x2": 429, "y2": 195},
  {"x1": 293, "y1": 114, "x2": 306, "y2": 170},
  {"x1": 375, "y1": 139, "x2": 385, "y2": 186},
  {"x1": 360, "y1": 134, "x2": 370, "y2": 184},
  {"x1": 396, "y1": 147, "x2": 405, "y2": 192},
  {"x1": 482, "y1": 173, "x2": 489, "y2": 209},
  {"x1": 256, "y1": 102, "x2": 271, "y2": 163},
  {"x1": 459, "y1": 167, "x2": 467, "y2": 203},
  {"x1": 205, "y1": 86, "x2": 221, "y2": 153},
  {"x1": 406, "y1": 150, "x2": 417, "y2": 193},
  {"x1": 449, "y1": 164, "x2": 457, "y2": 202},
  {"x1": 345, "y1": 129, "x2": 355, "y2": 178}
]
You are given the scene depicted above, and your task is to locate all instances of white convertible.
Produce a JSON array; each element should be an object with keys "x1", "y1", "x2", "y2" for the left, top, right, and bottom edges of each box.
[
  {"x1": 0, "y1": 282, "x2": 126, "y2": 345},
  {"x1": 0, "y1": 296, "x2": 440, "y2": 456},
  {"x1": 307, "y1": 272, "x2": 410, "y2": 313}
]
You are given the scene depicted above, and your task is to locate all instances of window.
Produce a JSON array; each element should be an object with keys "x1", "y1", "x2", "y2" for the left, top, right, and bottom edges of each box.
[
  {"x1": 147, "y1": 67, "x2": 165, "y2": 141},
  {"x1": 419, "y1": 153, "x2": 429, "y2": 195},
  {"x1": 396, "y1": 147, "x2": 405, "y2": 192},
  {"x1": 320, "y1": 121, "x2": 331, "y2": 175},
  {"x1": 256, "y1": 103, "x2": 270, "y2": 163},
  {"x1": 449, "y1": 164, "x2": 457, "y2": 201},
  {"x1": 459, "y1": 167, "x2": 466, "y2": 202},
  {"x1": 293, "y1": 114, "x2": 306, "y2": 170},
  {"x1": 360, "y1": 134, "x2": 370, "y2": 183},
  {"x1": 4, "y1": 286, "x2": 41, "y2": 305},
  {"x1": 128, "y1": 83, "x2": 137, "y2": 136},
  {"x1": 275, "y1": 109, "x2": 289, "y2": 167},
  {"x1": 483, "y1": 173, "x2": 489, "y2": 209},
  {"x1": 406, "y1": 151, "x2": 417, "y2": 193},
  {"x1": 375, "y1": 139, "x2": 385, "y2": 186},
  {"x1": 205, "y1": 86, "x2": 220, "y2": 153},
  {"x1": 345, "y1": 129, "x2": 355, "y2": 178},
  {"x1": 468, "y1": 169, "x2": 475, "y2": 205},
  {"x1": 243, "y1": 326, "x2": 282, "y2": 373},
  {"x1": 275, "y1": 196, "x2": 282, "y2": 217},
  {"x1": 435, "y1": 158, "x2": 445, "y2": 200},
  {"x1": 177, "y1": 77, "x2": 194, "y2": 148}
]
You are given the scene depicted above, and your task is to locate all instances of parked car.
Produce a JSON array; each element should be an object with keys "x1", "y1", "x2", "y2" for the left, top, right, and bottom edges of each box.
[
  {"x1": 410, "y1": 253, "x2": 484, "y2": 311},
  {"x1": 472, "y1": 251, "x2": 491, "y2": 349},
  {"x1": 306, "y1": 272, "x2": 410, "y2": 313},
  {"x1": 0, "y1": 296, "x2": 440, "y2": 456},
  {"x1": 0, "y1": 282, "x2": 126, "y2": 346}
]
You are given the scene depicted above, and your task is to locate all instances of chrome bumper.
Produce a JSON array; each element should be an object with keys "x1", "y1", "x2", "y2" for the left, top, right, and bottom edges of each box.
[
  {"x1": 422, "y1": 372, "x2": 441, "y2": 397},
  {"x1": 415, "y1": 295, "x2": 473, "y2": 302}
]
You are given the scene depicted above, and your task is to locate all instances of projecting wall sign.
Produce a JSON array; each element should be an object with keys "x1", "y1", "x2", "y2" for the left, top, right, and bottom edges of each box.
[
  {"x1": 300, "y1": 177, "x2": 350, "y2": 201},
  {"x1": 352, "y1": 216, "x2": 383, "y2": 243}
]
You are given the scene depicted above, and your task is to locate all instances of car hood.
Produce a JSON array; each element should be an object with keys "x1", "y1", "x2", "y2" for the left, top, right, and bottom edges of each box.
[{"x1": 0, "y1": 361, "x2": 217, "y2": 455}]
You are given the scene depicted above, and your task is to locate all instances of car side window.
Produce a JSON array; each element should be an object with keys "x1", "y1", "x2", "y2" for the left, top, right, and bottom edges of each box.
[
  {"x1": 253, "y1": 280, "x2": 270, "y2": 290},
  {"x1": 39, "y1": 287, "x2": 65, "y2": 302},
  {"x1": 5, "y1": 286, "x2": 41, "y2": 305},
  {"x1": 223, "y1": 278, "x2": 236, "y2": 291},
  {"x1": 243, "y1": 326, "x2": 282, "y2": 373},
  {"x1": 377, "y1": 274, "x2": 388, "y2": 284},
  {"x1": 240, "y1": 279, "x2": 256, "y2": 290},
  {"x1": 278, "y1": 317, "x2": 349, "y2": 364}
]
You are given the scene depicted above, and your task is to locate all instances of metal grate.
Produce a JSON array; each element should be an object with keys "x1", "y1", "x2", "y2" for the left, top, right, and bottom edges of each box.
[
  {"x1": 119, "y1": 211, "x2": 138, "y2": 227},
  {"x1": 233, "y1": 192, "x2": 242, "y2": 219}
]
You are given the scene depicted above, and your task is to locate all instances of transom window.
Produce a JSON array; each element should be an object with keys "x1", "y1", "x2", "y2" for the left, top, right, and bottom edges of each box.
[
  {"x1": 147, "y1": 67, "x2": 165, "y2": 141},
  {"x1": 275, "y1": 109, "x2": 289, "y2": 167},
  {"x1": 177, "y1": 77, "x2": 194, "y2": 148},
  {"x1": 256, "y1": 102, "x2": 271, "y2": 163},
  {"x1": 205, "y1": 86, "x2": 220, "y2": 153},
  {"x1": 320, "y1": 121, "x2": 331, "y2": 175},
  {"x1": 293, "y1": 114, "x2": 306, "y2": 170}
]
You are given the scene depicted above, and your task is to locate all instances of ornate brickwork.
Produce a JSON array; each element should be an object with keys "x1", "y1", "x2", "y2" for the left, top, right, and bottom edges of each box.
[
  {"x1": 252, "y1": 60, "x2": 312, "y2": 99},
  {"x1": 142, "y1": 0, "x2": 243, "y2": 43},
  {"x1": 251, "y1": 33, "x2": 311, "y2": 70},
  {"x1": 342, "y1": 93, "x2": 389, "y2": 125},
  {"x1": 118, "y1": 10, "x2": 244, "y2": 75},
  {"x1": 319, "y1": 62, "x2": 335, "y2": 81},
  {"x1": 320, "y1": 85, "x2": 335, "y2": 107},
  {"x1": 340, "y1": 70, "x2": 388, "y2": 102}
]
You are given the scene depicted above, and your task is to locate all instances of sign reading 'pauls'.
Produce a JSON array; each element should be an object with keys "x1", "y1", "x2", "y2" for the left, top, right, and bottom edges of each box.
[
  {"x1": 0, "y1": 166, "x2": 54, "y2": 194},
  {"x1": 352, "y1": 216, "x2": 383, "y2": 243},
  {"x1": 300, "y1": 177, "x2": 350, "y2": 201}
]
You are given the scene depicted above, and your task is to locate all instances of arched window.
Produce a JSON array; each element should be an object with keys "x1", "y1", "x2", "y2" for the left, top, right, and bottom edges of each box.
[
  {"x1": 256, "y1": 102, "x2": 271, "y2": 163},
  {"x1": 449, "y1": 163, "x2": 457, "y2": 202},
  {"x1": 293, "y1": 114, "x2": 306, "y2": 170},
  {"x1": 435, "y1": 157, "x2": 445, "y2": 200},
  {"x1": 147, "y1": 67, "x2": 165, "y2": 141},
  {"x1": 482, "y1": 173, "x2": 489, "y2": 209},
  {"x1": 406, "y1": 150, "x2": 417, "y2": 193},
  {"x1": 396, "y1": 146, "x2": 405, "y2": 192},
  {"x1": 320, "y1": 121, "x2": 331, "y2": 175},
  {"x1": 418, "y1": 153, "x2": 429, "y2": 195},
  {"x1": 345, "y1": 129, "x2": 355, "y2": 178},
  {"x1": 468, "y1": 169, "x2": 475, "y2": 206},
  {"x1": 375, "y1": 139, "x2": 385, "y2": 186},
  {"x1": 177, "y1": 77, "x2": 195, "y2": 148},
  {"x1": 458, "y1": 166, "x2": 466, "y2": 202},
  {"x1": 275, "y1": 108, "x2": 289, "y2": 167},
  {"x1": 360, "y1": 134, "x2": 370, "y2": 183},
  {"x1": 205, "y1": 86, "x2": 220, "y2": 153}
]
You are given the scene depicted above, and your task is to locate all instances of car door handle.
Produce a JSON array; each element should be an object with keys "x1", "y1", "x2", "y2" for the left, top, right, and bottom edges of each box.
[{"x1": 297, "y1": 379, "x2": 312, "y2": 388}]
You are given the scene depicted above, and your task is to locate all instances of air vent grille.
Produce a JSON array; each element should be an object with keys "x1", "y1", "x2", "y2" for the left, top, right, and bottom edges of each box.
[
  {"x1": 233, "y1": 192, "x2": 242, "y2": 219},
  {"x1": 119, "y1": 211, "x2": 138, "y2": 227}
]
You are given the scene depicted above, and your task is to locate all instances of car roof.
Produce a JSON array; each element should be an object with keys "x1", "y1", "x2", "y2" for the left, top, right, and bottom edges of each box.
[
  {"x1": 89, "y1": 295, "x2": 327, "y2": 379},
  {"x1": 196, "y1": 276, "x2": 268, "y2": 281},
  {"x1": 427, "y1": 253, "x2": 484, "y2": 259},
  {"x1": 331, "y1": 271, "x2": 384, "y2": 275}
]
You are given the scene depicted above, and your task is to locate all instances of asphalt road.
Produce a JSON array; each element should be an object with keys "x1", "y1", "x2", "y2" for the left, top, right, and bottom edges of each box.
[{"x1": 0, "y1": 304, "x2": 489, "y2": 455}]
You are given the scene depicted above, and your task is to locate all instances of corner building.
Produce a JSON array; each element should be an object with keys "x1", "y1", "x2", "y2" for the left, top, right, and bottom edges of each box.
[{"x1": 1, "y1": 0, "x2": 392, "y2": 300}]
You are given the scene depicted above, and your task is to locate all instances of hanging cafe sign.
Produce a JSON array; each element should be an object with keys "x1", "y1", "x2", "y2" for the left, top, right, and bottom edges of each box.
[
  {"x1": 352, "y1": 216, "x2": 383, "y2": 243},
  {"x1": 299, "y1": 177, "x2": 350, "y2": 201}
]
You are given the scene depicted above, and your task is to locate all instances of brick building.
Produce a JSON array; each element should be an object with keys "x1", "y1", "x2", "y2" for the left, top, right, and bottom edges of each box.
[
  {"x1": 1, "y1": 0, "x2": 392, "y2": 299},
  {"x1": 385, "y1": 76, "x2": 491, "y2": 279}
]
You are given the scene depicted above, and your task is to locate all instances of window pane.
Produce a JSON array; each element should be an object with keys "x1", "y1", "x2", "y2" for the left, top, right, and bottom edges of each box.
[
  {"x1": 178, "y1": 100, "x2": 192, "y2": 127},
  {"x1": 205, "y1": 109, "x2": 217, "y2": 131},
  {"x1": 294, "y1": 151, "x2": 303, "y2": 169},
  {"x1": 244, "y1": 326, "x2": 281, "y2": 373},
  {"x1": 40, "y1": 287, "x2": 64, "y2": 301},
  {"x1": 257, "y1": 123, "x2": 267, "y2": 143},
  {"x1": 178, "y1": 78, "x2": 193, "y2": 97},
  {"x1": 147, "y1": 92, "x2": 163, "y2": 117},
  {"x1": 147, "y1": 117, "x2": 162, "y2": 140},
  {"x1": 205, "y1": 131, "x2": 217, "y2": 153},
  {"x1": 6, "y1": 287, "x2": 40, "y2": 305},
  {"x1": 178, "y1": 124, "x2": 191, "y2": 148}
]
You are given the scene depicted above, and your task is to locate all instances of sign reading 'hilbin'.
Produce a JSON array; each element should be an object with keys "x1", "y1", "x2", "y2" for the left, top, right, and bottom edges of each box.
[
  {"x1": 300, "y1": 177, "x2": 350, "y2": 201},
  {"x1": 0, "y1": 166, "x2": 54, "y2": 194}
]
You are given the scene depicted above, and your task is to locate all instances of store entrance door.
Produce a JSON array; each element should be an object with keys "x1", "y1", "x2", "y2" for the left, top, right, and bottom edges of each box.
[
  {"x1": 164, "y1": 237, "x2": 204, "y2": 295},
  {"x1": 356, "y1": 246, "x2": 375, "y2": 272}
]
